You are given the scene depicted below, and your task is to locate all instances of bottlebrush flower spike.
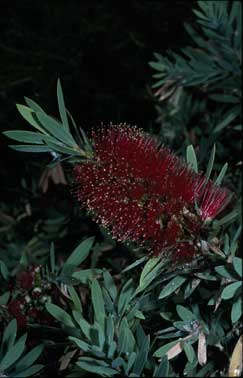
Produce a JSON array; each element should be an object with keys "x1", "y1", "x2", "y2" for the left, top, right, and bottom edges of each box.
[{"x1": 73, "y1": 125, "x2": 231, "y2": 262}]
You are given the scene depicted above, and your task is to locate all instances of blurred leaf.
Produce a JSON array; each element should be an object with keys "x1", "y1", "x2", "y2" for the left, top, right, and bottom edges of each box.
[
  {"x1": 176, "y1": 305, "x2": 195, "y2": 321},
  {"x1": 213, "y1": 112, "x2": 238, "y2": 133},
  {"x1": 0, "y1": 260, "x2": 9, "y2": 280},
  {"x1": 153, "y1": 340, "x2": 178, "y2": 358},
  {"x1": 153, "y1": 356, "x2": 169, "y2": 377},
  {"x1": 214, "y1": 163, "x2": 228, "y2": 186},
  {"x1": 205, "y1": 144, "x2": 216, "y2": 182},
  {"x1": 0, "y1": 333, "x2": 27, "y2": 371},
  {"x1": 14, "y1": 344, "x2": 44, "y2": 371},
  {"x1": 13, "y1": 364, "x2": 44, "y2": 377},
  {"x1": 221, "y1": 282, "x2": 241, "y2": 300},
  {"x1": 231, "y1": 297, "x2": 242, "y2": 323},
  {"x1": 186, "y1": 145, "x2": 198, "y2": 173},
  {"x1": 76, "y1": 358, "x2": 117, "y2": 376},
  {"x1": 183, "y1": 342, "x2": 195, "y2": 363},
  {"x1": 232, "y1": 257, "x2": 242, "y2": 278}
]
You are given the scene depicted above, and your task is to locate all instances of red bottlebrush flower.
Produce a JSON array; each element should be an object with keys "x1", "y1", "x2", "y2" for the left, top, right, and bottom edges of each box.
[{"x1": 73, "y1": 125, "x2": 231, "y2": 262}]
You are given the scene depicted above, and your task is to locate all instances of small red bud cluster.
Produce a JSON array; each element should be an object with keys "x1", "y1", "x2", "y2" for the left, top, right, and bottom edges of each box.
[{"x1": 7, "y1": 265, "x2": 54, "y2": 328}]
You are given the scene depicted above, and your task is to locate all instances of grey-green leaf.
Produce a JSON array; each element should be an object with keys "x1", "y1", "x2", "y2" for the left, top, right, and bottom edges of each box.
[
  {"x1": 176, "y1": 305, "x2": 195, "y2": 321},
  {"x1": 0, "y1": 333, "x2": 27, "y2": 371},
  {"x1": 186, "y1": 145, "x2": 198, "y2": 173},
  {"x1": 91, "y1": 279, "x2": 105, "y2": 327},
  {"x1": 159, "y1": 276, "x2": 187, "y2": 299},
  {"x1": 62, "y1": 236, "x2": 95, "y2": 274},
  {"x1": 57, "y1": 79, "x2": 69, "y2": 132},
  {"x1": 3, "y1": 131, "x2": 45, "y2": 144},
  {"x1": 231, "y1": 297, "x2": 242, "y2": 323},
  {"x1": 221, "y1": 281, "x2": 241, "y2": 300},
  {"x1": 45, "y1": 303, "x2": 75, "y2": 328},
  {"x1": 214, "y1": 163, "x2": 228, "y2": 186},
  {"x1": 233, "y1": 257, "x2": 242, "y2": 278}
]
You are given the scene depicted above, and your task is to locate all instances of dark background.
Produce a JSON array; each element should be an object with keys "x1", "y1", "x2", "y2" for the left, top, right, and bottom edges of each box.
[{"x1": 0, "y1": 0, "x2": 195, "y2": 254}]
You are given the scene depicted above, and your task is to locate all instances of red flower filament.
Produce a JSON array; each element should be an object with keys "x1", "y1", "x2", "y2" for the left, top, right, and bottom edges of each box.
[{"x1": 73, "y1": 125, "x2": 230, "y2": 261}]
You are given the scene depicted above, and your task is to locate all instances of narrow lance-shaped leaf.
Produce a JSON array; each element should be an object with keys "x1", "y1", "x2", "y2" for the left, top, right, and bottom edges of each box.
[
  {"x1": 57, "y1": 79, "x2": 69, "y2": 132},
  {"x1": 186, "y1": 145, "x2": 198, "y2": 173},
  {"x1": 62, "y1": 236, "x2": 95, "y2": 274}
]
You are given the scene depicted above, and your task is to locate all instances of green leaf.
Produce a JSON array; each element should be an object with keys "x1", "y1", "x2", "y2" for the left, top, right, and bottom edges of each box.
[
  {"x1": 159, "y1": 276, "x2": 187, "y2": 299},
  {"x1": 118, "y1": 317, "x2": 135, "y2": 355},
  {"x1": 9, "y1": 145, "x2": 53, "y2": 153},
  {"x1": 0, "y1": 260, "x2": 9, "y2": 280},
  {"x1": 107, "y1": 341, "x2": 117, "y2": 359},
  {"x1": 231, "y1": 297, "x2": 242, "y2": 323},
  {"x1": 68, "y1": 286, "x2": 83, "y2": 313},
  {"x1": 1, "y1": 319, "x2": 17, "y2": 355},
  {"x1": 62, "y1": 237, "x2": 95, "y2": 274},
  {"x1": 184, "y1": 278, "x2": 201, "y2": 299},
  {"x1": 214, "y1": 163, "x2": 228, "y2": 186},
  {"x1": 76, "y1": 359, "x2": 117, "y2": 376},
  {"x1": 139, "y1": 257, "x2": 160, "y2": 288},
  {"x1": 213, "y1": 112, "x2": 239, "y2": 133},
  {"x1": 217, "y1": 208, "x2": 240, "y2": 227},
  {"x1": 35, "y1": 111, "x2": 76, "y2": 147},
  {"x1": 43, "y1": 139, "x2": 82, "y2": 156},
  {"x1": 154, "y1": 356, "x2": 169, "y2": 377},
  {"x1": 233, "y1": 257, "x2": 242, "y2": 278},
  {"x1": 91, "y1": 279, "x2": 105, "y2": 327},
  {"x1": 205, "y1": 144, "x2": 216, "y2": 182},
  {"x1": 183, "y1": 342, "x2": 195, "y2": 363},
  {"x1": 3, "y1": 131, "x2": 45, "y2": 144},
  {"x1": 176, "y1": 305, "x2": 195, "y2": 321},
  {"x1": 132, "y1": 335, "x2": 150, "y2": 375},
  {"x1": 50, "y1": 243, "x2": 55, "y2": 274},
  {"x1": 24, "y1": 97, "x2": 45, "y2": 113},
  {"x1": 72, "y1": 269, "x2": 102, "y2": 284},
  {"x1": 126, "y1": 352, "x2": 137, "y2": 375},
  {"x1": 122, "y1": 256, "x2": 148, "y2": 273},
  {"x1": 186, "y1": 145, "x2": 198, "y2": 173},
  {"x1": 0, "y1": 291, "x2": 10, "y2": 305},
  {"x1": 214, "y1": 266, "x2": 234, "y2": 279},
  {"x1": 16, "y1": 104, "x2": 46, "y2": 133},
  {"x1": 13, "y1": 364, "x2": 44, "y2": 377},
  {"x1": 221, "y1": 281, "x2": 241, "y2": 300},
  {"x1": 78, "y1": 316, "x2": 91, "y2": 340},
  {"x1": 136, "y1": 257, "x2": 165, "y2": 294},
  {"x1": 45, "y1": 303, "x2": 75, "y2": 328},
  {"x1": 106, "y1": 315, "x2": 115, "y2": 345},
  {"x1": 153, "y1": 340, "x2": 178, "y2": 358},
  {"x1": 69, "y1": 337, "x2": 90, "y2": 352},
  {"x1": 0, "y1": 333, "x2": 27, "y2": 371},
  {"x1": 103, "y1": 270, "x2": 117, "y2": 302},
  {"x1": 57, "y1": 79, "x2": 69, "y2": 132},
  {"x1": 14, "y1": 344, "x2": 44, "y2": 371},
  {"x1": 117, "y1": 279, "x2": 134, "y2": 316}
]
